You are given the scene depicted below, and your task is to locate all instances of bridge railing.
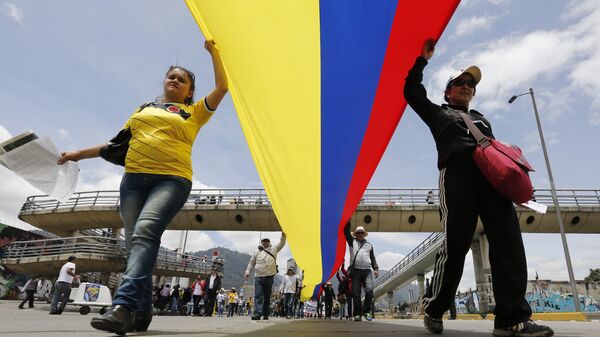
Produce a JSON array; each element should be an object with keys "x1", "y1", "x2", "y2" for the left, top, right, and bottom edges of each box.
[
  {"x1": 20, "y1": 188, "x2": 600, "y2": 212},
  {"x1": 1, "y1": 236, "x2": 224, "y2": 274},
  {"x1": 373, "y1": 231, "x2": 445, "y2": 291},
  {"x1": 2, "y1": 236, "x2": 126, "y2": 258}
]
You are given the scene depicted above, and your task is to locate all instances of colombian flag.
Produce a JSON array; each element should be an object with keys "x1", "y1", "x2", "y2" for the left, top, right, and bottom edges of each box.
[{"x1": 186, "y1": 0, "x2": 460, "y2": 298}]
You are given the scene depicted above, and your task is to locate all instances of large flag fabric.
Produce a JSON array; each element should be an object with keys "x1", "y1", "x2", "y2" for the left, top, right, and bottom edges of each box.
[{"x1": 186, "y1": 0, "x2": 460, "y2": 298}]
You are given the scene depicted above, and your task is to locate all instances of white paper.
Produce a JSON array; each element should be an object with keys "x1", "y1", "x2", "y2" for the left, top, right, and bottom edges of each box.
[
  {"x1": 0, "y1": 136, "x2": 79, "y2": 202},
  {"x1": 520, "y1": 200, "x2": 548, "y2": 214}
]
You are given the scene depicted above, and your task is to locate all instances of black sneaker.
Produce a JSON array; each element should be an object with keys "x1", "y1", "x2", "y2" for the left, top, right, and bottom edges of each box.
[
  {"x1": 90, "y1": 305, "x2": 132, "y2": 336},
  {"x1": 492, "y1": 320, "x2": 554, "y2": 337},
  {"x1": 424, "y1": 314, "x2": 443, "y2": 334},
  {"x1": 251, "y1": 315, "x2": 260, "y2": 320}
]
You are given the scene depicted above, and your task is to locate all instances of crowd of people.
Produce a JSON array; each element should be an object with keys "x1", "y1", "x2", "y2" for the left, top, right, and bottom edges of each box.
[{"x1": 42, "y1": 30, "x2": 556, "y2": 336}]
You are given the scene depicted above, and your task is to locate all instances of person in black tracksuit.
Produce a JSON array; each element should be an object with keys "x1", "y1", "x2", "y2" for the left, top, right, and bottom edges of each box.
[{"x1": 403, "y1": 39, "x2": 553, "y2": 337}]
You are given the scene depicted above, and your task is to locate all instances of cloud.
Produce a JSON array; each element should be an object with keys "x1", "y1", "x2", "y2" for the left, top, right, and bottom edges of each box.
[
  {"x1": 216, "y1": 231, "x2": 263, "y2": 255},
  {"x1": 430, "y1": 0, "x2": 600, "y2": 123},
  {"x1": 527, "y1": 255, "x2": 597, "y2": 281},
  {"x1": 452, "y1": 15, "x2": 499, "y2": 39},
  {"x1": 76, "y1": 166, "x2": 123, "y2": 191},
  {"x1": 522, "y1": 130, "x2": 560, "y2": 154},
  {"x1": 1, "y1": 2, "x2": 24, "y2": 26},
  {"x1": 0, "y1": 124, "x2": 11, "y2": 142},
  {"x1": 377, "y1": 251, "x2": 406, "y2": 271},
  {"x1": 161, "y1": 230, "x2": 215, "y2": 253},
  {"x1": 369, "y1": 233, "x2": 432, "y2": 251},
  {"x1": 460, "y1": 0, "x2": 510, "y2": 7},
  {"x1": 57, "y1": 129, "x2": 71, "y2": 141},
  {"x1": 0, "y1": 166, "x2": 41, "y2": 230}
]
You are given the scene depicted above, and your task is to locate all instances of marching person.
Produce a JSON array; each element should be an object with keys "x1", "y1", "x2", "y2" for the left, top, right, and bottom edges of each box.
[
  {"x1": 403, "y1": 38, "x2": 553, "y2": 337},
  {"x1": 49, "y1": 256, "x2": 79, "y2": 315},
  {"x1": 336, "y1": 264, "x2": 353, "y2": 320},
  {"x1": 279, "y1": 266, "x2": 299, "y2": 319},
  {"x1": 191, "y1": 275, "x2": 205, "y2": 316},
  {"x1": 227, "y1": 287, "x2": 238, "y2": 317},
  {"x1": 58, "y1": 39, "x2": 228, "y2": 335},
  {"x1": 344, "y1": 223, "x2": 379, "y2": 322},
  {"x1": 321, "y1": 281, "x2": 336, "y2": 319},
  {"x1": 18, "y1": 274, "x2": 42, "y2": 309},
  {"x1": 216, "y1": 288, "x2": 226, "y2": 317},
  {"x1": 245, "y1": 232, "x2": 287, "y2": 320},
  {"x1": 203, "y1": 268, "x2": 222, "y2": 317}
]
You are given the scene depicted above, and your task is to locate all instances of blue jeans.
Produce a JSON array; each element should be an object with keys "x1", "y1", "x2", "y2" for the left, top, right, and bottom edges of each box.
[
  {"x1": 112, "y1": 173, "x2": 191, "y2": 312},
  {"x1": 283, "y1": 293, "x2": 294, "y2": 317},
  {"x1": 253, "y1": 275, "x2": 274, "y2": 317}
]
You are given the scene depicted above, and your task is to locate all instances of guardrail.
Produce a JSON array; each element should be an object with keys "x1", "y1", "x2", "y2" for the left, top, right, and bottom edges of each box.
[
  {"x1": 20, "y1": 188, "x2": 600, "y2": 212},
  {"x1": 373, "y1": 231, "x2": 444, "y2": 291},
  {"x1": 2, "y1": 236, "x2": 224, "y2": 274}
]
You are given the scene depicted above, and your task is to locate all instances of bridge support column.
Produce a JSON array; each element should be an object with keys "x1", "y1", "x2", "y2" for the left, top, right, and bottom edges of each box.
[
  {"x1": 472, "y1": 234, "x2": 494, "y2": 313},
  {"x1": 158, "y1": 275, "x2": 166, "y2": 287},
  {"x1": 386, "y1": 291, "x2": 394, "y2": 315},
  {"x1": 417, "y1": 273, "x2": 425, "y2": 314},
  {"x1": 111, "y1": 227, "x2": 120, "y2": 239}
]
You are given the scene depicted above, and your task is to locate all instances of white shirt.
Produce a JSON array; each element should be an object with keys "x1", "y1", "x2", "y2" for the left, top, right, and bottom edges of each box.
[
  {"x1": 209, "y1": 274, "x2": 217, "y2": 289},
  {"x1": 279, "y1": 274, "x2": 298, "y2": 294},
  {"x1": 193, "y1": 282, "x2": 203, "y2": 296},
  {"x1": 217, "y1": 293, "x2": 226, "y2": 303},
  {"x1": 57, "y1": 262, "x2": 76, "y2": 283}
]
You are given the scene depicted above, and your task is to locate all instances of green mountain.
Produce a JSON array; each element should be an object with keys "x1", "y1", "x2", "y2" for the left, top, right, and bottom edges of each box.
[{"x1": 192, "y1": 247, "x2": 251, "y2": 289}]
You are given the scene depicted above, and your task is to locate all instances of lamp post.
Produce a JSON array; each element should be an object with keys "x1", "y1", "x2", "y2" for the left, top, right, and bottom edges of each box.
[{"x1": 508, "y1": 88, "x2": 581, "y2": 312}]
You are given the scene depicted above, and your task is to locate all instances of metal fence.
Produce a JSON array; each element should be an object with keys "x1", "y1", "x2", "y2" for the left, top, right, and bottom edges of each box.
[
  {"x1": 2, "y1": 236, "x2": 224, "y2": 274},
  {"x1": 20, "y1": 188, "x2": 600, "y2": 212},
  {"x1": 374, "y1": 231, "x2": 444, "y2": 290}
]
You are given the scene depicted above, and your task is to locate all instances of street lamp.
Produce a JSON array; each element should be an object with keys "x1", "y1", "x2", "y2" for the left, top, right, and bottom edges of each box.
[{"x1": 508, "y1": 88, "x2": 581, "y2": 312}]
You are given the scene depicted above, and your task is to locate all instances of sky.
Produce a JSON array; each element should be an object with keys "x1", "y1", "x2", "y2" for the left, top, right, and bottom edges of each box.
[{"x1": 1, "y1": 0, "x2": 599, "y2": 293}]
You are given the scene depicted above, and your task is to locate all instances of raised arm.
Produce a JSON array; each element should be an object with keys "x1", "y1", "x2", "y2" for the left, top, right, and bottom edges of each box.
[
  {"x1": 343, "y1": 221, "x2": 353, "y2": 246},
  {"x1": 275, "y1": 232, "x2": 287, "y2": 252},
  {"x1": 404, "y1": 39, "x2": 437, "y2": 125},
  {"x1": 204, "y1": 40, "x2": 228, "y2": 111}
]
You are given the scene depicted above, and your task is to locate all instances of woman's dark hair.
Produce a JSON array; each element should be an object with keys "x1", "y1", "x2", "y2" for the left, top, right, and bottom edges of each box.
[
  {"x1": 165, "y1": 66, "x2": 196, "y2": 105},
  {"x1": 67, "y1": 256, "x2": 76, "y2": 262}
]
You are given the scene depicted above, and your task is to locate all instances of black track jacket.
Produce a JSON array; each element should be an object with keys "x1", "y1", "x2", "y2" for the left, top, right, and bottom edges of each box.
[{"x1": 404, "y1": 56, "x2": 496, "y2": 170}]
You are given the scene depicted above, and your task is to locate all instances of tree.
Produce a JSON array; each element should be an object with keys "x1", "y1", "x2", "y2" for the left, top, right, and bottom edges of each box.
[{"x1": 584, "y1": 268, "x2": 600, "y2": 283}]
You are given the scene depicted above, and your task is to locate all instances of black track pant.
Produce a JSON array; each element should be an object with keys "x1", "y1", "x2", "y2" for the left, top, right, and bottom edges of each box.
[{"x1": 422, "y1": 155, "x2": 532, "y2": 328}]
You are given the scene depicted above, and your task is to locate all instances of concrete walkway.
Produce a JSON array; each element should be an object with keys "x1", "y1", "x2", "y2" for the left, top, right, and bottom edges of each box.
[{"x1": 0, "y1": 301, "x2": 598, "y2": 337}]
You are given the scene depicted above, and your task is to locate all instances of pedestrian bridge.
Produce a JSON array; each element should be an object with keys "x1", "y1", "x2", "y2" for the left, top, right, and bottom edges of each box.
[
  {"x1": 373, "y1": 232, "x2": 443, "y2": 300},
  {"x1": 0, "y1": 235, "x2": 224, "y2": 278},
  {"x1": 18, "y1": 188, "x2": 600, "y2": 237}
]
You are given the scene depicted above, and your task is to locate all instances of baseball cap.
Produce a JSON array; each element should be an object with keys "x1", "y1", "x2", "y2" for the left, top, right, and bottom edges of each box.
[{"x1": 445, "y1": 65, "x2": 482, "y2": 89}]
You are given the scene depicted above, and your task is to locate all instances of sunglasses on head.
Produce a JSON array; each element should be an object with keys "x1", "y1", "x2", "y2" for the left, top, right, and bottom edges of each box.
[{"x1": 451, "y1": 79, "x2": 477, "y2": 88}]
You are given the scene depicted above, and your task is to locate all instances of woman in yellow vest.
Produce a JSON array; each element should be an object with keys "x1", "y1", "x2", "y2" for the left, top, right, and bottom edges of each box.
[{"x1": 58, "y1": 40, "x2": 227, "y2": 335}]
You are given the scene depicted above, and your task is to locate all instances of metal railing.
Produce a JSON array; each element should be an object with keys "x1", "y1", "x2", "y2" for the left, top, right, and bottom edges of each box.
[
  {"x1": 373, "y1": 231, "x2": 444, "y2": 291},
  {"x1": 2, "y1": 236, "x2": 224, "y2": 274},
  {"x1": 20, "y1": 188, "x2": 600, "y2": 212}
]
